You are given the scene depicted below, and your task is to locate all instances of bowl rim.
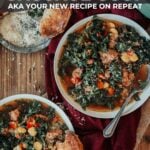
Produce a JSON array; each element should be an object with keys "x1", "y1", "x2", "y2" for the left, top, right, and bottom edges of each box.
[
  {"x1": 54, "y1": 14, "x2": 150, "y2": 118},
  {"x1": 0, "y1": 94, "x2": 74, "y2": 131}
]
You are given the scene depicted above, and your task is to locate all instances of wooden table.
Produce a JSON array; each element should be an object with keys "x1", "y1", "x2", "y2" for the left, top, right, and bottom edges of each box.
[
  {"x1": 0, "y1": 45, "x2": 46, "y2": 99},
  {"x1": 0, "y1": 45, "x2": 150, "y2": 149}
]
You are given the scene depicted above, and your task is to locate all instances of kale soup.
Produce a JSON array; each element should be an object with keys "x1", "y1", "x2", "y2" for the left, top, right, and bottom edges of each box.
[
  {"x1": 0, "y1": 98, "x2": 83, "y2": 150},
  {"x1": 58, "y1": 16, "x2": 150, "y2": 111}
]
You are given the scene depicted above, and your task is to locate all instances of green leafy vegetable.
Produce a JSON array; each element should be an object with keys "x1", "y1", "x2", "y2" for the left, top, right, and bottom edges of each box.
[
  {"x1": 116, "y1": 42, "x2": 128, "y2": 52},
  {"x1": 27, "y1": 101, "x2": 41, "y2": 116},
  {"x1": 28, "y1": 9, "x2": 44, "y2": 18},
  {"x1": 109, "y1": 61, "x2": 122, "y2": 82}
]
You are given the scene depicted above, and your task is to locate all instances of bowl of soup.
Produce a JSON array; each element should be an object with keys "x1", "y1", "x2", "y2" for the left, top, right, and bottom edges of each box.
[
  {"x1": 0, "y1": 94, "x2": 83, "y2": 150},
  {"x1": 54, "y1": 14, "x2": 150, "y2": 118}
]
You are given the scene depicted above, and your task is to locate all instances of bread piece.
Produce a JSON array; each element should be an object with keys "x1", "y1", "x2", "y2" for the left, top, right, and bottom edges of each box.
[
  {"x1": 56, "y1": 131, "x2": 83, "y2": 150},
  {"x1": 39, "y1": 9, "x2": 72, "y2": 38},
  {"x1": 134, "y1": 99, "x2": 150, "y2": 150}
]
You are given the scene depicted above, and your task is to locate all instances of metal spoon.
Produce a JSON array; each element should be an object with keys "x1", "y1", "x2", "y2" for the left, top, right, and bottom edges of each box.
[{"x1": 103, "y1": 65, "x2": 150, "y2": 138}]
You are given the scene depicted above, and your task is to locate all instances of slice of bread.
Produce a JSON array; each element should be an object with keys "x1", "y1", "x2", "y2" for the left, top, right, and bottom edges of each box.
[{"x1": 39, "y1": 9, "x2": 72, "y2": 38}]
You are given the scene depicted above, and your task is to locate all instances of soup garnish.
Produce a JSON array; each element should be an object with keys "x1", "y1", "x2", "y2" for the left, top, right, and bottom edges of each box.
[{"x1": 58, "y1": 16, "x2": 150, "y2": 110}]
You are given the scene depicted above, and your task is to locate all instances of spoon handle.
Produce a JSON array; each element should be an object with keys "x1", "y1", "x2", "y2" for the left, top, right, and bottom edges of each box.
[{"x1": 103, "y1": 90, "x2": 141, "y2": 138}]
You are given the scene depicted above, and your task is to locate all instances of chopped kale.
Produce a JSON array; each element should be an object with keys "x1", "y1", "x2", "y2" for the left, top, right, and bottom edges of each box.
[
  {"x1": 28, "y1": 9, "x2": 44, "y2": 18},
  {"x1": 109, "y1": 61, "x2": 122, "y2": 82},
  {"x1": 27, "y1": 101, "x2": 41, "y2": 116},
  {"x1": 116, "y1": 42, "x2": 128, "y2": 52}
]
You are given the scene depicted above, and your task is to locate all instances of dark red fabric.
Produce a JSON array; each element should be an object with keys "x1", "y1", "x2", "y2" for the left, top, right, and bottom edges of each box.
[{"x1": 45, "y1": 9, "x2": 149, "y2": 150}]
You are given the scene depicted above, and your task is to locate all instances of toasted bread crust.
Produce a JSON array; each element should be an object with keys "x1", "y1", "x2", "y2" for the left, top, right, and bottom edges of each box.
[
  {"x1": 39, "y1": 9, "x2": 72, "y2": 38},
  {"x1": 56, "y1": 131, "x2": 83, "y2": 150},
  {"x1": 65, "y1": 131, "x2": 83, "y2": 150}
]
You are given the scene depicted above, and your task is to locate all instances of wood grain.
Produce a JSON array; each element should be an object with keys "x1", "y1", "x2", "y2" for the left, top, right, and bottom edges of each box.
[
  {"x1": 0, "y1": 45, "x2": 46, "y2": 99},
  {"x1": 0, "y1": 45, "x2": 150, "y2": 149}
]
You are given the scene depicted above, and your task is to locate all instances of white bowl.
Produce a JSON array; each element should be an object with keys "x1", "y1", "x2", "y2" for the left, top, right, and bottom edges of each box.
[
  {"x1": 0, "y1": 94, "x2": 74, "y2": 131},
  {"x1": 54, "y1": 14, "x2": 150, "y2": 118}
]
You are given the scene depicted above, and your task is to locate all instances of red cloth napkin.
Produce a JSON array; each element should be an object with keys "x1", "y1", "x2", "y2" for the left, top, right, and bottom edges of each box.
[{"x1": 45, "y1": 9, "x2": 150, "y2": 150}]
